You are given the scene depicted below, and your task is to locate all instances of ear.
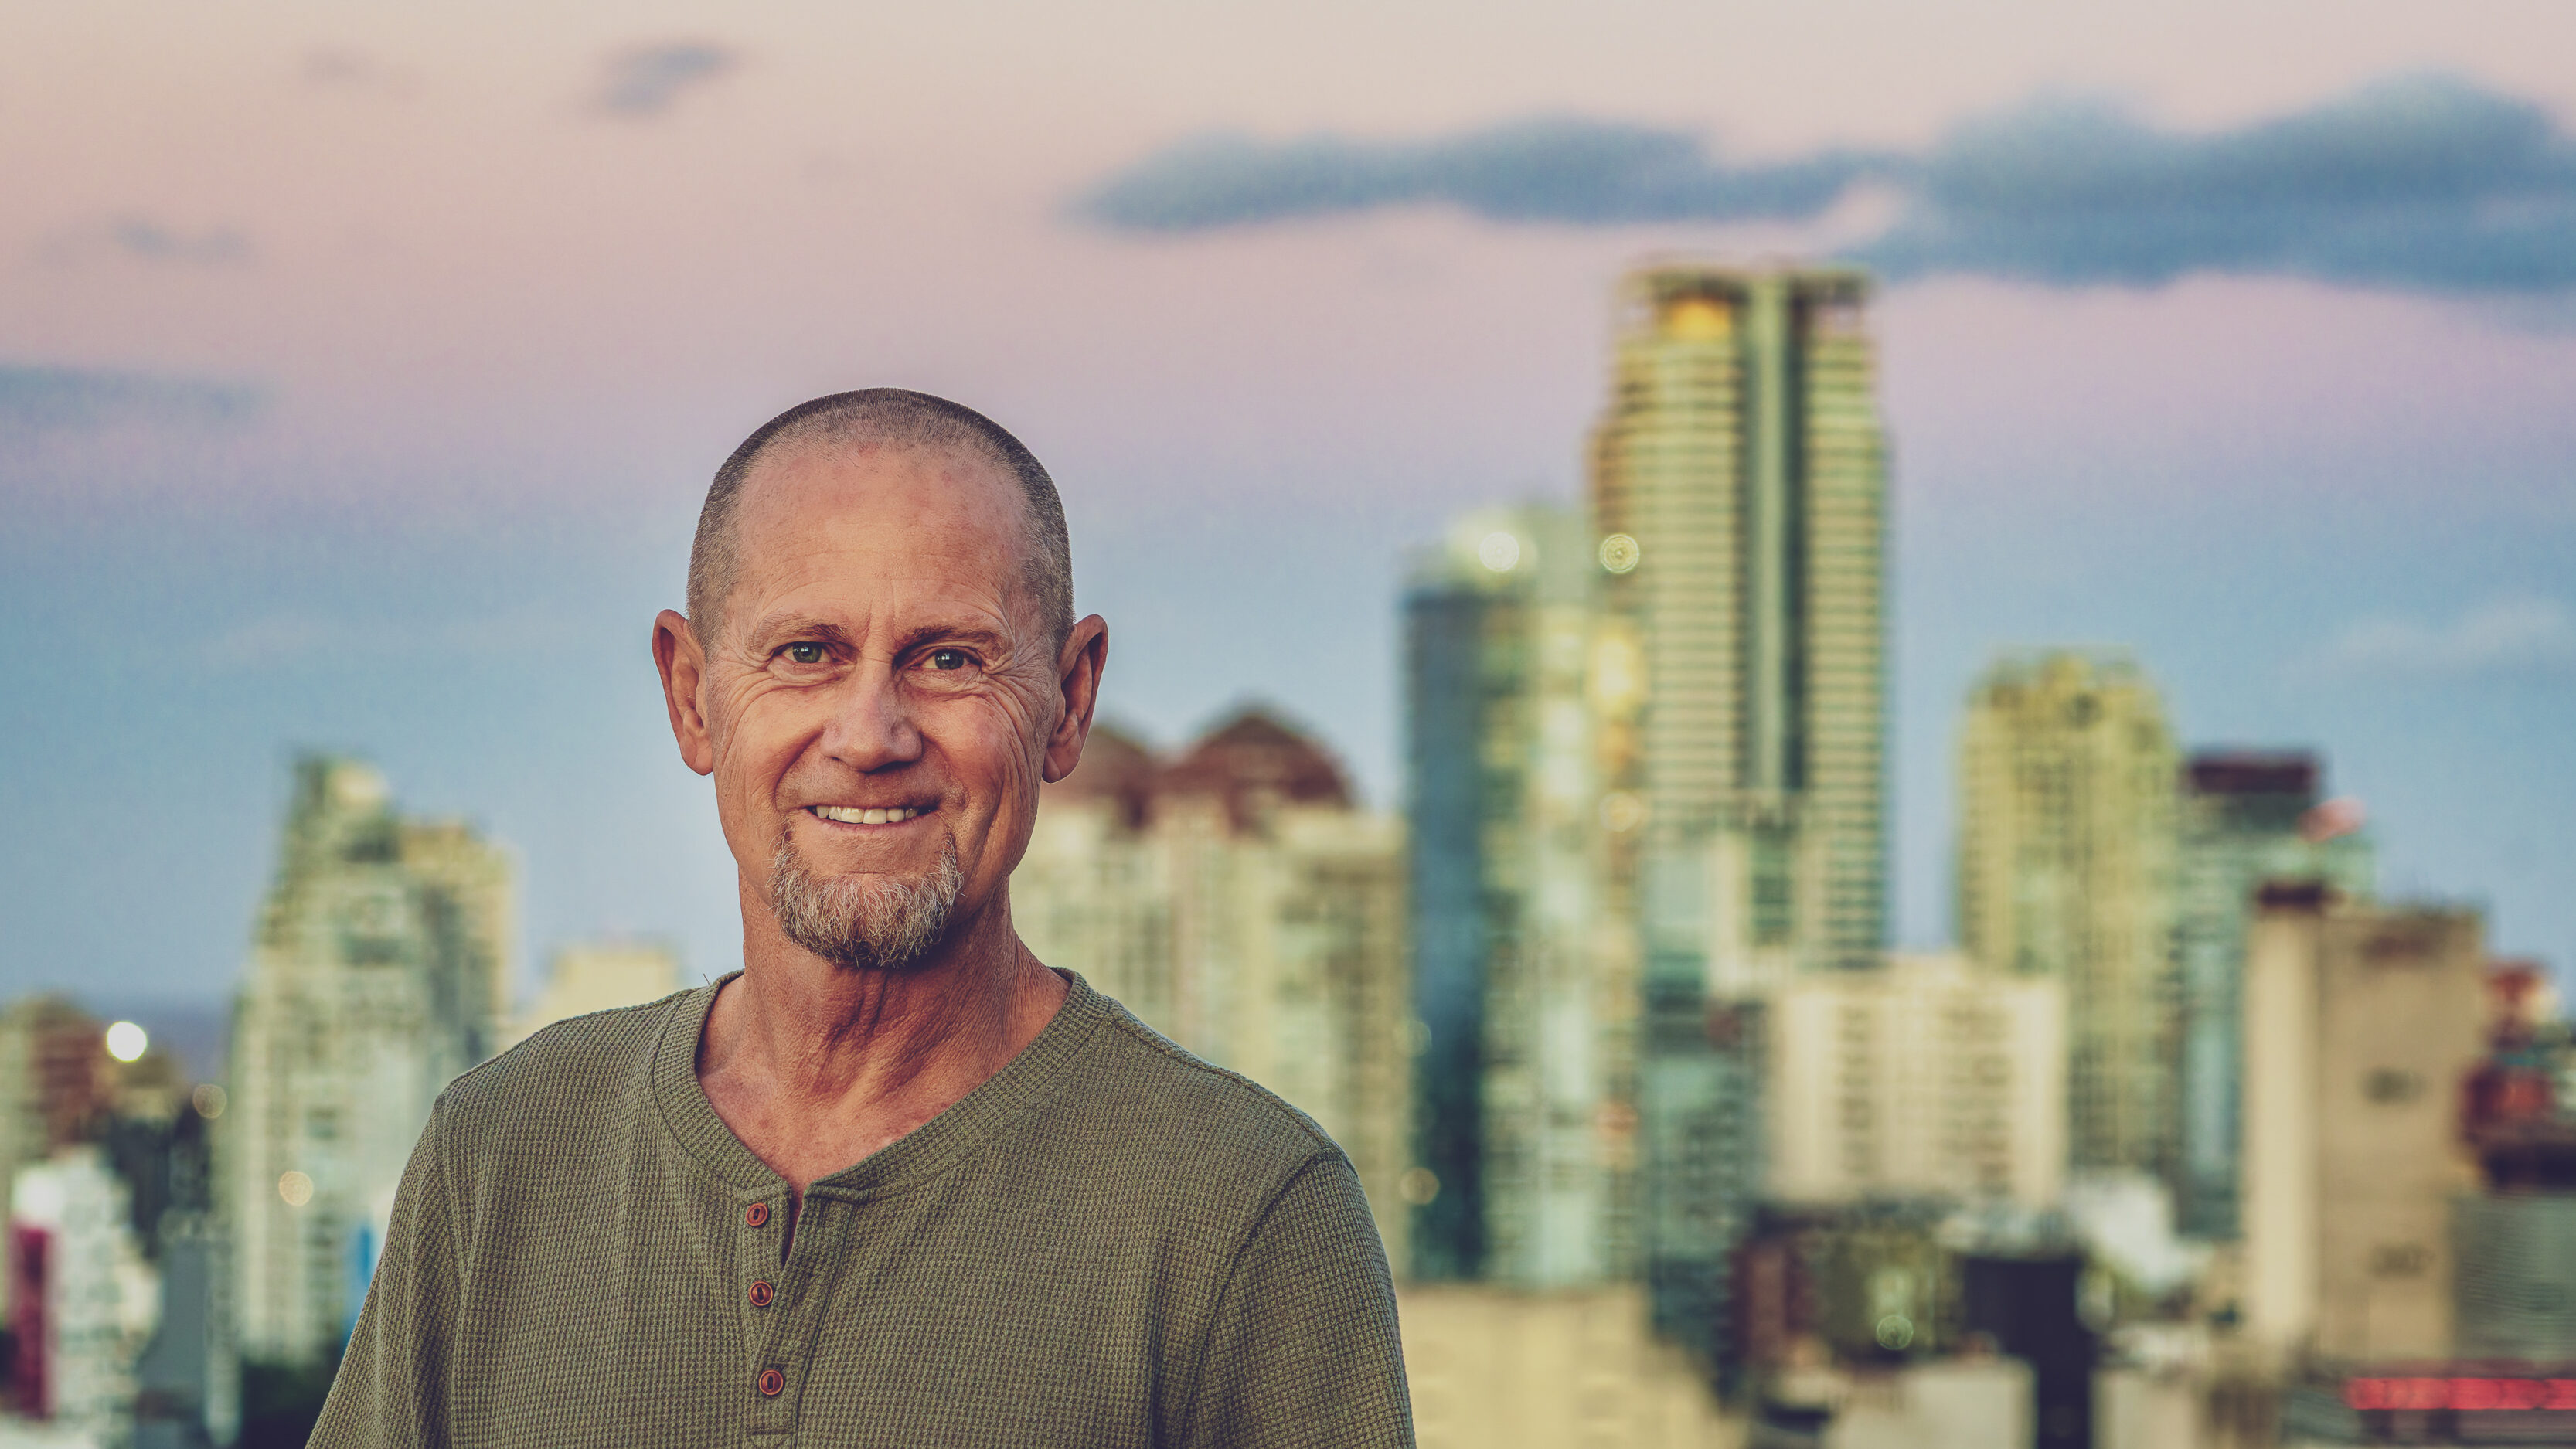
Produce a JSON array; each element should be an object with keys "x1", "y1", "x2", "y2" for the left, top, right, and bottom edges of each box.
[
  {"x1": 653, "y1": 609, "x2": 717, "y2": 777},
  {"x1": 1042, "y1": 615, "x2": 1111, "y2": 785}
]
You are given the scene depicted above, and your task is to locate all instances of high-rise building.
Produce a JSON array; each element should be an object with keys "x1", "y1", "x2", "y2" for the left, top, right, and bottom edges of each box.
[
  {"x1": 1013, "y1": 712, "x2": 1412, "y2": 1266},
  {"x1": 2238, "y1": 888, "x2": 2485, "y2": 1368},
  {"x1": 1956, "y1": 651, "x2": 2179, "y2": 1177},
  {"x1": 1590, "y1": 264, "x2": 1887, "y2": 992},
  {"x1": 1589, "y1": 263, "x2": 1889, "y2": 1368},
  {"x1": 1013, "y1": 726, "x2": 1171, "y2": 1031},
  {"x1": 131, "y1": 1206, "x2": 238, "y2": 1449},
  {"x1": 223, "y1": 756, "x2": 514, "y2": 1366},
  {"x1": 1401, "y1": 506, "x2": 1635, "y2": 1287},
  {"x1": 2172, "y1": 753, "x2": 2374, "y2": 1240},
  {"x1": 1767, "y1": 953, "x2": 2066, "y2": 1211}
]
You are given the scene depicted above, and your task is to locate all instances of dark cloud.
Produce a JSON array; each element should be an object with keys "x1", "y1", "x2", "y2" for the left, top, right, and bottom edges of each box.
[
  {"x1": 596, "y1": 42, "x2": 736, "y2": 117},
  {"x1": 103, "y1": 217, "x2": 253, "y2": 266},
  {"x1": 1077, "y1": 117, "x2": 1891, "y2": 230},
  {"x1": 1080, "y1": 75, "x2": 2576, "y2": 295},
  {"x1": 1860, "y1": 74, "x2": 2576, "y2": 291},
  {"x1": 0, "y1": 365, "x2": 264, "y2": 433}
]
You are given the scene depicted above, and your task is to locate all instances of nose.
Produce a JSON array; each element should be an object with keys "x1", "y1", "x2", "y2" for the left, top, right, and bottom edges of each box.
[{"x1": 817, "y1": 659, "x2": 925, "y2": 772}]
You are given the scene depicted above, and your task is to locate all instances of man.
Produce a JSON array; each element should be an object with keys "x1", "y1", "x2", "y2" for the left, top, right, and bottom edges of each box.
[{"x1": 313, "y1": 390, "x2": 1414, "y2": 1447}]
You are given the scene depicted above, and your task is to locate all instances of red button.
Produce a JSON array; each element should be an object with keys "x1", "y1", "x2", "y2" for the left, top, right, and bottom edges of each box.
[
  {"x1": 745, "y1": 1203, "x2": 769, "y2": 1227},
  {"x1": 749, "y1": 1281, "x2": 774, "y2": 1308},
  {"x1": 758, "y1": 1369, "x2": 785, "y2": 1397}
]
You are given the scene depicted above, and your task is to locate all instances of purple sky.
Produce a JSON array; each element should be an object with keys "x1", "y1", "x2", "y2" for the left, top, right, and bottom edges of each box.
[{"x1": 6, "y1": 0, "x2": 2574, "y2": 1016}]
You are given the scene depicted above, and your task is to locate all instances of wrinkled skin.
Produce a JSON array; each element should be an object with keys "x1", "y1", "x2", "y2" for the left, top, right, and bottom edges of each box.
[{"x1": 652, "y1": 437, "x2": 1107, "y2": 1195}]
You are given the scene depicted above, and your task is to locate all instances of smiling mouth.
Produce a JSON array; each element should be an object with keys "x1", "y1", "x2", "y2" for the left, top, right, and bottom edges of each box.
[{"x1": 808, "y1": 805, "x2": 933, "y2": 825}]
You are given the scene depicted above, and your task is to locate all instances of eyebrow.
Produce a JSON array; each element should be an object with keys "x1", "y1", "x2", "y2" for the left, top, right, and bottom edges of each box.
[
  {"x1": 742, "y1": 615, "x2": 1013, "y2": 658},
  {"x1": 890, "y1": 622, "x2": 1012, "y2": 659},
  {"x1": 742, "y1": 616, "x2": 858, "y2": 652}
]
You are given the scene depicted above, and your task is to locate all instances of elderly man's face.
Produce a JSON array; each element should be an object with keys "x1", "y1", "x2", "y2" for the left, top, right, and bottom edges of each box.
[{"x1": 655, "y1": 440, "x2": 1097, "y2": 969}]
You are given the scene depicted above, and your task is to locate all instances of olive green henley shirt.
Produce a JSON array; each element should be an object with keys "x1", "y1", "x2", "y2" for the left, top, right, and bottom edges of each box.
[{"x1": 311, "y1": 972, "x2": 1414, "y2": 1447}]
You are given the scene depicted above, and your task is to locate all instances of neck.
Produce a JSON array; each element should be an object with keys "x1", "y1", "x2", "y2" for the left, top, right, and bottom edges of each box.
[{"x1": 697, "y1": 878, "x2": 1068, "y2": 1190}]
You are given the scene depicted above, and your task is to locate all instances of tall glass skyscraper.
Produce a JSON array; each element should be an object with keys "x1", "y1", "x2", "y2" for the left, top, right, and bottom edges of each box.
[
  {"x1": 1403, "y1": 506, "x2": 1632, "y2": 1287},
  {"x1": 1587, "y1": 264, "x2": 1890, "y2": 1371},
  {"x1": 2173, "y1": 752, "x2": 2374, "y2": 1239},
  {"x1": 1590, "y1": 265, "x2": 1888, "y2": 992}
]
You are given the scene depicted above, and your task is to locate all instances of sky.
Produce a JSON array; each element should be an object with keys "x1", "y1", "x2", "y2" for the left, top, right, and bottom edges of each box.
[{"x1": 5, "y1": 0, "x2": 2574, "y2": 1031}]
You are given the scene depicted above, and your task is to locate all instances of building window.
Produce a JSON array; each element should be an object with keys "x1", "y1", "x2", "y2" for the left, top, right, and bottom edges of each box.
[
  {"x1": 2370, "y1": 1243, "x2": 2431, "y2": 1277},
  {"x1": 1751, "y1": 834, "x2": 1793, "y2": 945},
  {"x1": 2363, "y1": 1069, "x2": 2425, "y2": 1104}
]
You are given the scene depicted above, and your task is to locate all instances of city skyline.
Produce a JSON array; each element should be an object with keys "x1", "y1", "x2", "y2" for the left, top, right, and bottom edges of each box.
[{"x1": 6, "y1": 0, "x2": 2574, "y2": 1015}]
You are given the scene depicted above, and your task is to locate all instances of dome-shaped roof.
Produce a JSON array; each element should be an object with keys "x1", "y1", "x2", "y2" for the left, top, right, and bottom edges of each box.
[
  {"x1": 1157, "y1": 706, "x2": 1351, "y2": 832},
  {"x1": 1043, "y1": 722, "x2": 1159, "y2": 829}
]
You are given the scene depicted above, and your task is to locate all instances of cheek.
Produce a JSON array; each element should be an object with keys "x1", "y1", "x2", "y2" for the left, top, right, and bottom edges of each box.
[
  {"x1": 940, "y1": 695, "x2": 1050, "y2": 814},
  {"x1": 708, "y1": 685, "x2": 815, "y2": 794}
]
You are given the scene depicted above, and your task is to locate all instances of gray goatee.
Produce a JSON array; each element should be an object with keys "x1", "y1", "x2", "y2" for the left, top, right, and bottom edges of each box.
[{"x1": 768, "y1": 827, "x2": 964, "y2": 971}]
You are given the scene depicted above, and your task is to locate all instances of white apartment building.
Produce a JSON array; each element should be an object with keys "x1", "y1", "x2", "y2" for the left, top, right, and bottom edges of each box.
[
  {"x1": 223, "y1": 757, "x2": 512, "y2": 1366},
  {"x1": 1767, "y1": 952, "x2": 2067, "y2": 1210}
]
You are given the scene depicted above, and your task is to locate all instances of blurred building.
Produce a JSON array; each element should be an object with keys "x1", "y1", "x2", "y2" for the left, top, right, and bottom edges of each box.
[
  {"x1": 1782, "y1": 1357, "x2": 2035, "y2": 1449},
  {"x1": 1016, "y1": 710, "x2": 1411, "y2": 1264},
  {"x1": 222, "y1": 755, "x2": 514, "y2": 1367},
  {"x1": 1767, "y1": 953, "x2": 2065, "y2": 1211},
  {"x1": 9, "y1": 1148, "x2": 159, "y2": 1447},
  {"x1": 2094, "y1": 1356, "x2": 2203, "y2": 1449},
  {"x1": 1591, "y1": 263, "x2": 1889, "y2": 1370},
  {"x1": 1735, "y1": 1202, "x2": 1958, "y2": 1372},
  {"x1": 1737, "y1": 1209, "x2": 2094, "y2": 1449},
  {"x1": 1956, "y1": 1250, "x2": 2098, "y2": 1449},
  {"x1": 1589, "y1": 263, "x2": 1887, "y2": 992},
  {"x1": 94, "y1": 1058, "x2": 231, "y2": 1449},
  {"x1": 2238, "y1": 888, "x2": 2485, "y2": 1369},
  {"x1": 2173, "y1": 751, "x2": 2374, "y2": 1240},
  {"x1": 1015, "y1": 726, "x2": 1172, "y2": 1028},
  {"x1": 2445, "y1": 960, "x2": 2576, "y2": 1369},
  {"x1": 128, "y1": 1209, "x2": 232, "y2": 1449},
  {"x1": 0, "y1": 1000, "x2": 124, "y2": 1267},
  {"x1": 1397, "y1": 1284, "x2": 1736, "y2": 1448},
  {"x1": 1957, "y1": 651, "x2": 2179, "y2": 1179},
  {"x1": 1401, "y1": 505, "x2": 1634, "y2": 1287},
  {"x1": 2454, "y1": 1192, "x2": 2576, "y2": 1363},
  {"x1": 510, "y1": 940, "x2": 684, "y2": 1046}
]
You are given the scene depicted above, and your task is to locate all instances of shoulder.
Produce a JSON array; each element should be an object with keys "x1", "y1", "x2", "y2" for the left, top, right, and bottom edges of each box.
[
  {"x1": 1059, "y1": 992, "x2": 1349, "y2": 1191},
  {"x1": 434, "y1": 989, "x2": 696, "y2": 1148}
]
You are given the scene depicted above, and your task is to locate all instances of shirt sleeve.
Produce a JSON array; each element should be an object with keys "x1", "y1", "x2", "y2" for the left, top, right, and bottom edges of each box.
[
  {"x1": 1182, "y1": 1150, "x2": 1416, "y2": 1448},
  {"x1": 308, "y1": 1096, "x2": 461, "y2": 1448}
]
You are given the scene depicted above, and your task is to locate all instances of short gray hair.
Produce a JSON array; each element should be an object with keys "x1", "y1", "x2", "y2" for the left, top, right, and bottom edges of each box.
[{"x1": 687, "y1": 389, "x2": 1074, "y2": 650}]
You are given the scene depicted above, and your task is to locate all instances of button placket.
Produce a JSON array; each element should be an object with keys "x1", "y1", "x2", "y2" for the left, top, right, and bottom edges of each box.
[
  {"x1": 740, "y1": 1193, "x2": 799, "y2": 1435},
  {"x1": 747, "y1": 1189, "x2": 866, "y2": 1439}
]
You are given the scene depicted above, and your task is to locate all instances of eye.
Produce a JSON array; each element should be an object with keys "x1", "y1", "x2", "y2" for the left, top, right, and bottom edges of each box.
[
  {"x1": 927, "y1": 648, "x2": 969, "y2": 672},
  {"x1": 783, "y1": 642, "x2": 828, "y2": 665}
]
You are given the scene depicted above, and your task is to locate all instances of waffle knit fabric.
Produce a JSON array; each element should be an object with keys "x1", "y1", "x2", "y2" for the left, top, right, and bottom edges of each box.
[{"x1": 311, "y1": 971, "x2": 1414, "y2": 1447}]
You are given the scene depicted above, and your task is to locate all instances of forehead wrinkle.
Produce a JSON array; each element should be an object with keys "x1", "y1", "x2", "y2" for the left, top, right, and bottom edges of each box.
[{"x1": 733, "y1": 563, "x2": 1019, "y2": 657}]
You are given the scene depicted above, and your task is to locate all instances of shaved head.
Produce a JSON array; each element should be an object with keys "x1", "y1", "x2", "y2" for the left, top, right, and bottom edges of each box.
[{"x1": 688, "y1": 389, "x2": 1074, "y2": 650}]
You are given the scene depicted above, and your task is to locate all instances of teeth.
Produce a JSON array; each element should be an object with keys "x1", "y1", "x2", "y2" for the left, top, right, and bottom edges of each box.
[{"x1": 813, "y1": 805, "x2": 924, "y2": 825}]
